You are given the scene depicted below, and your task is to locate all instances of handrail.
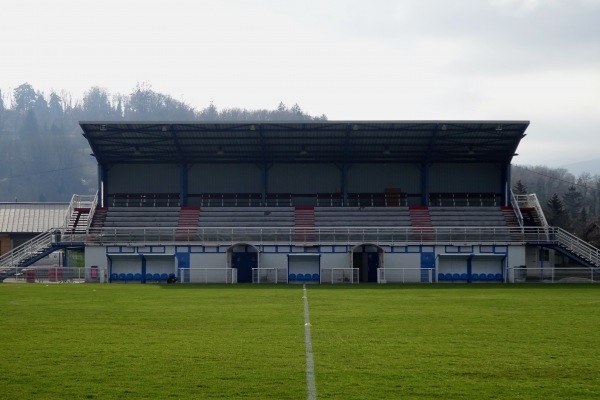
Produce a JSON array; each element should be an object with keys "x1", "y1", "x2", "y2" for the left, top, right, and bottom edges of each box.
[
  {"x1": 62, "y1": 193, "x2": 98, "y2": 230},
  {"x1": 514, "y1": 194, "x2": 549, "y2": 227},
  {"x1": 91, "y1": 225, "x2": 552, "y2": 246},
  {"x1": 510, "y1": 191, "x2": 524, "y2": 228},
  {"x1": 62, "y1": 194, "x2": 76, "y2": 228},
  {"x1": 86, "y1": 191, "x2": 99, "y2": 233},
  {"x1": 0, "y1": 229, "x2": 54, "y2": 270},
  {"x1": 554, "y1": 227, "x2": 600, "y2": 267}
]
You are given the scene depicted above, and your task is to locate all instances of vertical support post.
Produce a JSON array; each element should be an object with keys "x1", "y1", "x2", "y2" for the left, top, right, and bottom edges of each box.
[
  {"x1": 98, "y1": 163, "x2": 107, "y2": 207},
  {"x1": 467, "y1": 254, "x2": 473, "y2": 284},
  {"x1": 502, "y1": 163, "x2": 510, "y2": 207},
  {"x1": 341, "y1": 164, "x2": 348, "y2": 206},
  {"x1": 421, "y1": 163, "x2": 429, "y2": 206},
  {"x1": 140, "y1": 254, "x2": 147, "y2": 284},
  {"x1": 261, "y1": 163, "x2": 268, "y2": 206},
  {"x1": 180, "y1": 163, "x2": 188, "y2": 207}
]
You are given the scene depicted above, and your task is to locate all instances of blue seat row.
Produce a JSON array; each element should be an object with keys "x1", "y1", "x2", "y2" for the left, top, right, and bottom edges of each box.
[
  {"x1": 438, "y1": 272, "x2": 503, "y2": 282},
  {"x1": 289, "y1": 273, "x2": 320, "y2": 282}
]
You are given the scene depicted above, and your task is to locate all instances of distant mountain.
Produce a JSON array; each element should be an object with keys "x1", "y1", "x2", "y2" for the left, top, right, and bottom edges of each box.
[{"x1": 561, "y1": 158, "x2": 600, "y2": 176}]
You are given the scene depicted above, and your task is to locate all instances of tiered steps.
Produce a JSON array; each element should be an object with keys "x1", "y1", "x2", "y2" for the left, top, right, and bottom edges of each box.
[
  {"x1": 295, "y1": 207, "x2": 315, "y2": 241},
  {"x1": 103, "y1": 207, "x2": 180, "y2": 228},
  {"x1": 89, "y1": 207, "x2": 108, "y2": 234},
  {"x1": 68, "y1": 207, "x2": 91, "y2": 233},
  {"x1": 520, "y1": 208, "x2": 542, "y2": 226},
  {"x1": 314, "y1": 207, "x2": 411, "y2": 227},
  {"x1": 176, "y1": 207, "x2": 200, "y2": 240},
  {"x1": 501, "y1": 206, "x2": 520, "y2": 227},
  {"x1": 197, "y1": 207, "x2": 295, "y2": 227},
  {"x1": 409, "y1": 206, "x2": 434, "y2": 241},
  {"x1": 428, "y1": 206, "x2": 507, "y2": 226},
  {"x1": 501, "y1": 206, "x2": 523, "y2": 241}
]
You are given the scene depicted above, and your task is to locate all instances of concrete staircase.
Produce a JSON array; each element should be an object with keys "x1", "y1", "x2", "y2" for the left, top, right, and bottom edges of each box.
[{"x1": 295, "y1": 207, "x2": 315, "y2": 241}]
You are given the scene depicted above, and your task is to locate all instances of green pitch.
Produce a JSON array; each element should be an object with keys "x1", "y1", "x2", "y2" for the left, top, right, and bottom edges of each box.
[{"x1": 1, "y1": 284, "x2": 599, "y2": 399}]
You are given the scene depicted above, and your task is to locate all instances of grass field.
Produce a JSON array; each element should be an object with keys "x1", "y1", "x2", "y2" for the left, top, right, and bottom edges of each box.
[{"x1": 1, "y1": 284, "x2": 599, "y2": 399}]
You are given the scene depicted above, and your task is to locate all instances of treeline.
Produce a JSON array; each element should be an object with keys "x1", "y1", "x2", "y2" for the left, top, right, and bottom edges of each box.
[
  {"x1": 0, "y1": 83, "x2": 326, "y2": 202},
  {"x1": 512, "y1": 165, "x2": 600, "y2": 244},
  {"x1": 2, "y1": 82, "x2": 600, "y2": 242}
]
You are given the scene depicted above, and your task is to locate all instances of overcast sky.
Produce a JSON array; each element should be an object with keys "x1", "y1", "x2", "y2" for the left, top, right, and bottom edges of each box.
[{"x1": 2, "y1": 0, "x2": 599, "y2": 167}]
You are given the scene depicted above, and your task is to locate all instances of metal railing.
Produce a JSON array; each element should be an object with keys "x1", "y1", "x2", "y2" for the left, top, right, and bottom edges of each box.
[
  {"x1": 9, "y1": 267, "x2": 108, "y2": 283},
  {"x1": 62, "y1": 193, "x2": 98, "y2": 232},
  {"x1": 86, "y1": 191, "x2": 99, "y2": 233},
  {"x1": 178, "y1": 267, "x2": 237, "y2": 284},
  {"x1": 252, "y1": 268, "x2": 286, "y2": 284},
  {"x1": 91, "y1": 226, "x2": 551, "y2": 246},
  {"x1": 553, "y1": 227, "x2": 600, "y2": 267},
  {"x1": 514, "y1": 193, "x2": 549, "y2": 227},
  {"x1": 507, "y1": 266, "x2": 599, "y2": 283},
  {"x1": 320, "y1": 268, "x2": 359, "y2": 284},
  {"x1": 378, "y1": 268, "x2": 435, "y2": 283},
  {"x1": 0, "y1": 230, "x2": 54, "y2": 271},
  {"x1": 510, "y1": 190, "x2": 524, "y2": 228}
]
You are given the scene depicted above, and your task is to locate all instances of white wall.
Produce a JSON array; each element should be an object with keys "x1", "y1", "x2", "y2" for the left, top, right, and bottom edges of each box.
[{"x1": 85, "y1": 246, "x2": 108, "y2": 269}]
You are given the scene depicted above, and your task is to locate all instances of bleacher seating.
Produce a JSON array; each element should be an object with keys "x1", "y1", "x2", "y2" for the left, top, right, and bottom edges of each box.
[
  {"x1": 314, "y1": 207, "x2": 412, "y2": 227},
  {"x1": 428, "y1": 193, "x2": 499, "y2": 207},
  {"x1": 198, "y1": 207, "x2": 295, "y2": 228},
  {"x1": 190, "y1": 193, "x2": 262, "y2": 207},
  {"x1": 429, "y1": 207, "x2": 507, "y2": 226},
  {"x1": 103, "y1": 207, "x2": 180, "y2": 228},
  {"x1": 111, "y1": 193, "x2": 180, "y2": 207}
]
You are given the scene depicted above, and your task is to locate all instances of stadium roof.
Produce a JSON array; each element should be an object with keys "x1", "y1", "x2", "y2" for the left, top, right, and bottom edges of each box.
[
  {"x1": 0, "y1": 203, "x2": 69, "y2": 233},
  {"x1": 80, "y1": 120, "x2": 529, "y2": 165}
]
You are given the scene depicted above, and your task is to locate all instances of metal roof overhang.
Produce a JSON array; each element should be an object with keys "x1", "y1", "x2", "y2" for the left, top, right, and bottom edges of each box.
[{"x1": 80, "y1": 120, "x2": 529, "y2": 165}]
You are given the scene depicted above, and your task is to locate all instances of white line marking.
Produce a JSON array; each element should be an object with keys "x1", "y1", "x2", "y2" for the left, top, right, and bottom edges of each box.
[{"x1": 303, "y1": 284, "x2": 317, "y2": 400}]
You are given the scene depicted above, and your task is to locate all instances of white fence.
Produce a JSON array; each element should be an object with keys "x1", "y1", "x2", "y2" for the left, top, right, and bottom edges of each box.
[
  {"x1": 508, "y1": 267, "x2": 600, "y2": 283},
  {"x1": 178, "y1": 268, "x2": 237, "y2": 284},
  {"x1": 320, "y1": 268, "x2": 359, "y2": 284},
  {"x1": 252, "y1": 268, "x2": 287, "y2": 284},
  {"x1": 377, "y1": 268, "x2": 435, "y2": 284},
  {"x1": 9, "y1": 267, "x2": 107, "y2": 283}
]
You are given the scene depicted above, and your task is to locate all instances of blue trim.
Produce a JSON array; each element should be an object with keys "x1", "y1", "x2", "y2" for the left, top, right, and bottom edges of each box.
[{"x1": 141, "y1": 255, "x2": 147, "y2": 284}]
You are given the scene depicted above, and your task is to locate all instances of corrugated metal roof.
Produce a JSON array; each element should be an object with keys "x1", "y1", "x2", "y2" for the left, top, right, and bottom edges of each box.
[
  {"x1": 0, "y1": 203, "x2": 69, "y2": 233},
  {"x1": 80, "y1": 120, "x2": 529, "y2": 165}
]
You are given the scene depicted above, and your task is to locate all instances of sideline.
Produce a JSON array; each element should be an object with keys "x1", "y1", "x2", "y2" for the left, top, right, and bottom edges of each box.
[{"x1": 303, "y1": 284, "x2": 317, "y2": 400}]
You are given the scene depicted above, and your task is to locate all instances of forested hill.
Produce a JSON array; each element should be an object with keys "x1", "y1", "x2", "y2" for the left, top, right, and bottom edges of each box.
[
  {"x1": 0, "y1": 83, "x2": 327, "y2": 203},
  {"x1": 511, "y1": 165, "x2": 600, "y2": 243},
  {"x1": 2, "y1": 83, "x2": 599, "y2": 242}
]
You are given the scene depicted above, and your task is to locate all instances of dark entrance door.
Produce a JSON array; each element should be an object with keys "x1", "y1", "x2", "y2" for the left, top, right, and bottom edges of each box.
[
  {"x1": 232, "y1": 251, "x2": 257, "y2": 283},
  {"x1": 367, "y1": 252, "x2": 379, "y2": 282}
]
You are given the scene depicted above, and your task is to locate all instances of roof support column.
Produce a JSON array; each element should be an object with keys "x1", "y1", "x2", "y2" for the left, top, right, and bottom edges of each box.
[
  {"x1": 261, "y1": 163, "x2": 268, "y2": 206},
  {"x1": 98, "y1": 163, "x2": 107, "y2": 207},
  {"x1": 502, "y1": 163, "x2": 510, "y2": 207},
  {"x1": 420, "y1": 163, "x2": 430, "y2": 206},
  {"x1": 340, "y1": 163, "x2": 348, "y2": 206},
  {"x1": 180, "y1": 163, "x2": 188, "y2": 207}
]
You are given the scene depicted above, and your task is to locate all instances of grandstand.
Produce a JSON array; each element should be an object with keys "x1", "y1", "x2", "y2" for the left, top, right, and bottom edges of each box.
[{"x1": 1, "y1": 120, "x2": 599, "y2": 284}]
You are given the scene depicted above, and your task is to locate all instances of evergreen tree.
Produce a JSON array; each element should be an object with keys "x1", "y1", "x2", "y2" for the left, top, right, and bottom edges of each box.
[
  {"x1": 13, "y1": 83, "x2": 37, "y2": 115},
  {"x1": 563, "y1": 185, "x2": 583, "y2": 223},
  {"x1": 546, "y1": 193, "x2": 570, "y2": 229},
  {"x1": 512, "y1": 179, "x2": 527, "y2": 195}
]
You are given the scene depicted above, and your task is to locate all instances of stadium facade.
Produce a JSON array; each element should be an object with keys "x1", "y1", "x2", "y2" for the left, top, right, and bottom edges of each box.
[{"x1": 1, "y1": 121, "x2": 599, "y2": 284}]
